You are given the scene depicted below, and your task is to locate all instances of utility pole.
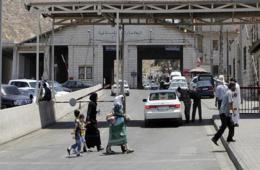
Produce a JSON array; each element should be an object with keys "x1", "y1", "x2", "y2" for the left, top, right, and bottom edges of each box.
[
  {"x1": 226, "y1": 30, "x2": 229, "y2": 81},
  {"x1": 219, "y1": 25, "x2": 224, "y2": 75},
  {"x1": 0, "y1": 0, "x2": 2, "y2": 109},
  {"x1": 120, "y1": 24, "x2": 126, "y2": 113}
]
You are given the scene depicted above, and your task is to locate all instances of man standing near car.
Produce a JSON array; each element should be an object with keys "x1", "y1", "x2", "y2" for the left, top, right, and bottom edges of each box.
[
  {"x1": 189, "y1": 90, "x2": 202, "y2": 122},
  {"x1": 211, "y1": 82, "x2": 236, "y2": 145},
  {"x1": 177, "y1": 87, "x2": 191, "y2": 123}
]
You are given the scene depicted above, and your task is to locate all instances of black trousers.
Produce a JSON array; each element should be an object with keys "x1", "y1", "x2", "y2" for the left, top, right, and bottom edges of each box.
[
  {"x1": 184, "y1": 102, "x2": 191, "y2": 122},
  {"x1": 192, "y1": 100, "x2": 202, "y2": 121},
  {"x1": 213, "y1": 114, "x2": 234, "y2": 142}
]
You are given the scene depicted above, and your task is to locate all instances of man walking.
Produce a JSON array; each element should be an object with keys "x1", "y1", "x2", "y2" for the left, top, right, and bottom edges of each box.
[
  {"x1": 177, "y1": 87, "x2": 191, "y2": 123},
  {"x1": 189, "y1": 90, "x2": 202, "y2": 122},
  {"x1": 230, "y1": 78, "x2": 241, "y2": 127},
  {"x1": 211, "y1": 82, "x2": 236, "y2": 145},
  {"x1": 215, "y1": 80, "x2": 228, "y2": 110}
]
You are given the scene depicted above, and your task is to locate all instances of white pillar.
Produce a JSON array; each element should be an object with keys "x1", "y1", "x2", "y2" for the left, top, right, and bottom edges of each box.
[
  {"x1": 51, "y1": 19, "x2": 55, "y2": 98},
  {"x1": 35, "y1": 11, "x2": 40, "y2": 102},
  {"x1": 116, "y1": 12, "x2": 120, "y2": 95},
  {"x1": 11, "y1": 46, "x2": 18, "y2": 79}
]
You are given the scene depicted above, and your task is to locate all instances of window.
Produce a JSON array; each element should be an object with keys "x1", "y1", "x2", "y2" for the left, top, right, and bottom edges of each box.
[
  {"x1": 213, "y1": 40, "x2": 219, "y2": 51},
  {"x1": 243, "y1": 47, "x2": 247, "y2": 70},
  {"x1": 78, "y1": 66, "x2": 93, "y2": 80},
  {"x1": 78, "y1": 66, "x2": 85, "y2": 79},
  {"x1": 11, "y1": 82, "x2": 29, "y2": 88}
]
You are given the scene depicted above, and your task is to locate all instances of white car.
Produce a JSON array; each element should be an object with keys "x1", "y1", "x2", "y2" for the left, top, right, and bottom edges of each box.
[
  {"x1": 9, "y1": 79, "x2": 38, "y2": 99},
  {"x1": 143, "y1": 90, "x2": 182, "y2": 126},
  {"x1": 111, "y1": 80, "x2": 130, "y2": 96},
  {"x1": 170, "y1": 71, "x2": 182, "y2": 79},
  {"x1": 169, "y1": 76, "x2": 188, "y2": 91}
]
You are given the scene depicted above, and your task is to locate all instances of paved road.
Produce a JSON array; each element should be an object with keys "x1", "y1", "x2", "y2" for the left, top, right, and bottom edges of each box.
[{"x1": 0, "y1": 90, "x2": 235, "y2": 170}]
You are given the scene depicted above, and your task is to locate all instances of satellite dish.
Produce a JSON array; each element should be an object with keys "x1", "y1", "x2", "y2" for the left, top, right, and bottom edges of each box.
[{"x1": 69, "y1": 98, "x2": 77, "y2": 106}]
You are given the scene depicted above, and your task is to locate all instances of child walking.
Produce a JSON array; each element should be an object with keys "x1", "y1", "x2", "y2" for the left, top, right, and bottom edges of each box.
[{"x1": 67, "y1": 110, "x2": 87, "y2": 157}]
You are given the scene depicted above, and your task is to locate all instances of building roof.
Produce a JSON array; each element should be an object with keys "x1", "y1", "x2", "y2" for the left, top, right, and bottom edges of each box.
[
  {"x1": 27, "y1": 0, "x2": 257, "y2": 3},
  {"x1": 2, "y1": 0, "x2": 51, "y2": 44}
]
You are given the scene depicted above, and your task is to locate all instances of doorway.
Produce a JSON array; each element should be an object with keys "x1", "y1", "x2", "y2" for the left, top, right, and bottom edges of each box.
[{"x1": 137, "y1": 45, "x2": 183, "y2": 88}]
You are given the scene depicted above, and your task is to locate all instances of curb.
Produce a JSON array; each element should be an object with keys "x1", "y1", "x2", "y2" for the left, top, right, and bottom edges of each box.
[{"x1": 212, "y1": 115, "x2": 244, "y2": 170}]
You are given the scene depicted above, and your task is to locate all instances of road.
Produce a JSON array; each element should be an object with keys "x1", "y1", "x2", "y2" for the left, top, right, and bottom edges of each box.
[{"x1": 0, "y1": 90, "x2": 235, "y2": 170}]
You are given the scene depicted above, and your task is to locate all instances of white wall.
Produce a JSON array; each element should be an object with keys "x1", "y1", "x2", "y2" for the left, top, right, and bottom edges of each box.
[{"x1": 0, "y1": 85, "x2": 103, "y2": 145}]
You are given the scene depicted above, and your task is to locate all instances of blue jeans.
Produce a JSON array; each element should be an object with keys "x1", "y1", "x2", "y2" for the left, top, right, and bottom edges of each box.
[{"x1": 71, "y1": 137, "x2": 81, "y2": 154}]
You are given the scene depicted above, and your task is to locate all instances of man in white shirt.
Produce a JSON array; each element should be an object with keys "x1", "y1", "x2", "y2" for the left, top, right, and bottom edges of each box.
[
  {"x1": 211, "y1": 82, "x2": 236, "y2": 145},
  {"x1": 215, "y1": 81, "x2": 228, "y2": 110},
  {"x1": 230, "y1": 78, "x2": 241, "y2": 127}
]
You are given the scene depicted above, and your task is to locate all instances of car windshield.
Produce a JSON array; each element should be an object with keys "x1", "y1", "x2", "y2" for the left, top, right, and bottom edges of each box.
[
  {"x1": 170, "y1": 82, "x2": 188, "y2": 88},
  {"x1": 29, "y1": 82, "x2": 37, "y2": 88},
  {"x1": 172, "y1": 79, "x2": 186, "y2": 83},
  {"x1": 2, "y1": 86, "x2": 21, "y2": 95},
  {"x1": 197, "y1": 81, "x2": 212, "y2": 87},
  {"x1": 149, "y1": 92, "x2": 176, "y2": 101}
]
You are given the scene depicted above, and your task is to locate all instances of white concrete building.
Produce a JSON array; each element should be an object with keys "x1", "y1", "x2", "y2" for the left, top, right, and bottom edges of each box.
[{"x1": 13, "y1": 25, "x2": 199, "y2": 88}]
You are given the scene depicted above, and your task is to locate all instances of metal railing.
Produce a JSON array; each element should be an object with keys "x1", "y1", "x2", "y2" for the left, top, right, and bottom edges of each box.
[{"x1": 240, "y1": 86, "x2": 260, "y2": 114}]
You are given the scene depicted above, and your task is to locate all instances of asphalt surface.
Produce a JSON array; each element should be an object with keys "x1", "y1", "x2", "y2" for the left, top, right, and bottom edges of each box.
[{"x1": 0, "y1": 90, "x2": 235, "y2": 170}]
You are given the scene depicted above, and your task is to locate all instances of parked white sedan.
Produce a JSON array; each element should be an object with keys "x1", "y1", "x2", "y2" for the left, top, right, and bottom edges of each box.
[{"x1": 143, "y1": 90, "x2": 182, "y2": 126}]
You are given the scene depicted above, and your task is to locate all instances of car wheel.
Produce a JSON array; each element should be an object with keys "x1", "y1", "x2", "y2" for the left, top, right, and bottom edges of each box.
[
  {"x1": 111, "y1": 92, "x2": 114, "y2": 96},
  {"x1": 126, "y1": 93, "x2": 130, "y2": 96},
  {"x1": 144, "y1": 119, "x2": 150, "y2": 127}
]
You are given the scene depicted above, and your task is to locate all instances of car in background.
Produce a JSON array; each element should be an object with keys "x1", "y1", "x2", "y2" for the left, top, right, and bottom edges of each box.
[
  {"x1": 196, "y1": 80, "x2": 214, "y2": 98},
  {"x1": 9, "y1": 79, "x2": 38, "y2": 99},
  {"x1": 111, "y1": 80, "x2": 130, "y2": 96},
  {"x1": 47, "y1": 81, "x2": 72, "y2": 92},
  {"x1": 1, "y1": 85, "x2": 32, "y2": 108},
  {"x1": 150, "y1": 83, "x2": 160, "y2": 90},
  {"x1": 197, "y1": 74, "x2": 214, "y2": 87},
  {"x1": 170, "y1": 71, "x2": 182, "y2": 79},
  {"x1": 62, "y1": 80, "x2": 91, "y2": 92},
  {"x1": 190, "y1": 76, "x2": 198, "y2": 90},
  {"x1": 143, "y1": 83, "x2": 151, "y2": 89},
  {"x1": 143, "y1": 90, "x2": 182, "y2": 126},
  {"x1": 168, "y1": 82, "x2": 188, "y2": 91}
]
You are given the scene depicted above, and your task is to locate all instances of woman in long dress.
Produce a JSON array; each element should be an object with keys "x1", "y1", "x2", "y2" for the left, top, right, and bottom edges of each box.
[
  {"x1": 106, "y1": 100, "x2": 134, "y2": 154},
  {"x1": 85, "y1": 92, "x2": 104, "y2": 151}
]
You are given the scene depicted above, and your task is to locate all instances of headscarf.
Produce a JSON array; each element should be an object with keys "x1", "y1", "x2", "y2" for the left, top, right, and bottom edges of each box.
[{"x1": 89, "y1": 92, "x2": 97, "y2": 102}]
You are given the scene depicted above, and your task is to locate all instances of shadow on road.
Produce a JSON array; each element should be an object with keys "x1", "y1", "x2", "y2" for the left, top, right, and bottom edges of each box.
[
  {"x1": 46, "y1": 119, "x2": 214, "y2": 129},
  {"x1": 213, "y1": 113, "x2": 260, "y2": 120}
]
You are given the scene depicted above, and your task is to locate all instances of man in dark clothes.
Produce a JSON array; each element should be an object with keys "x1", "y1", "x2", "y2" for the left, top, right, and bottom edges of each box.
[
  {"x1": 40, "y1": 82, "x2": 52, "y2": 101},
  {"x1": 189, "y1": 90, "x2": 202, "y2": 122},
  {"x1": 177, "y1": 87, "x2": 191, "y2": 123}
]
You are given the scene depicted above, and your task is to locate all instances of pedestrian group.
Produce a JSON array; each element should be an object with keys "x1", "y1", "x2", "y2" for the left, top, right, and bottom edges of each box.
[{"x1": 67, "y1": 92, "x2": 134, "y2": 157}]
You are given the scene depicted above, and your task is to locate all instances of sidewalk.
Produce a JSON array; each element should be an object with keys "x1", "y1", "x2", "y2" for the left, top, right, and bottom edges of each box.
[{"x1": 205, "y1": 100, "x2": 260, "y2": 170}]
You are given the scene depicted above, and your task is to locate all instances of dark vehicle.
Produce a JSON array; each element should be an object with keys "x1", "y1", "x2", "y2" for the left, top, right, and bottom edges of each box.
[
  {"x1": 196, "y1": 81, "x2": 214, "y2": 98},
  {"x1": 62, "y1": 80, "x2": 91, "y2": 91},
  {"x1": 197, "y1": 74, "x2": 214, "y2": 87},
  {"x1": 1, "y1": 85, "x2": 32, "y2": 108}
]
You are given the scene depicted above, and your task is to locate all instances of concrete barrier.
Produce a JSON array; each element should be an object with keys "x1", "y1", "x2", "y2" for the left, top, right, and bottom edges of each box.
[{"x1": 0, "y1": 84, "x2": 103, "y2": 145}]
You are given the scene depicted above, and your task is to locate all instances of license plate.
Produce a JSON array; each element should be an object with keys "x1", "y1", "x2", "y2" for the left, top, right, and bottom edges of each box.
[
  {"x1": 202, "y1": 88, "x2": 208, "y2": 90},
  {"x1": 157, "y1": 106, "x2": 169, "y2": 111}
]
